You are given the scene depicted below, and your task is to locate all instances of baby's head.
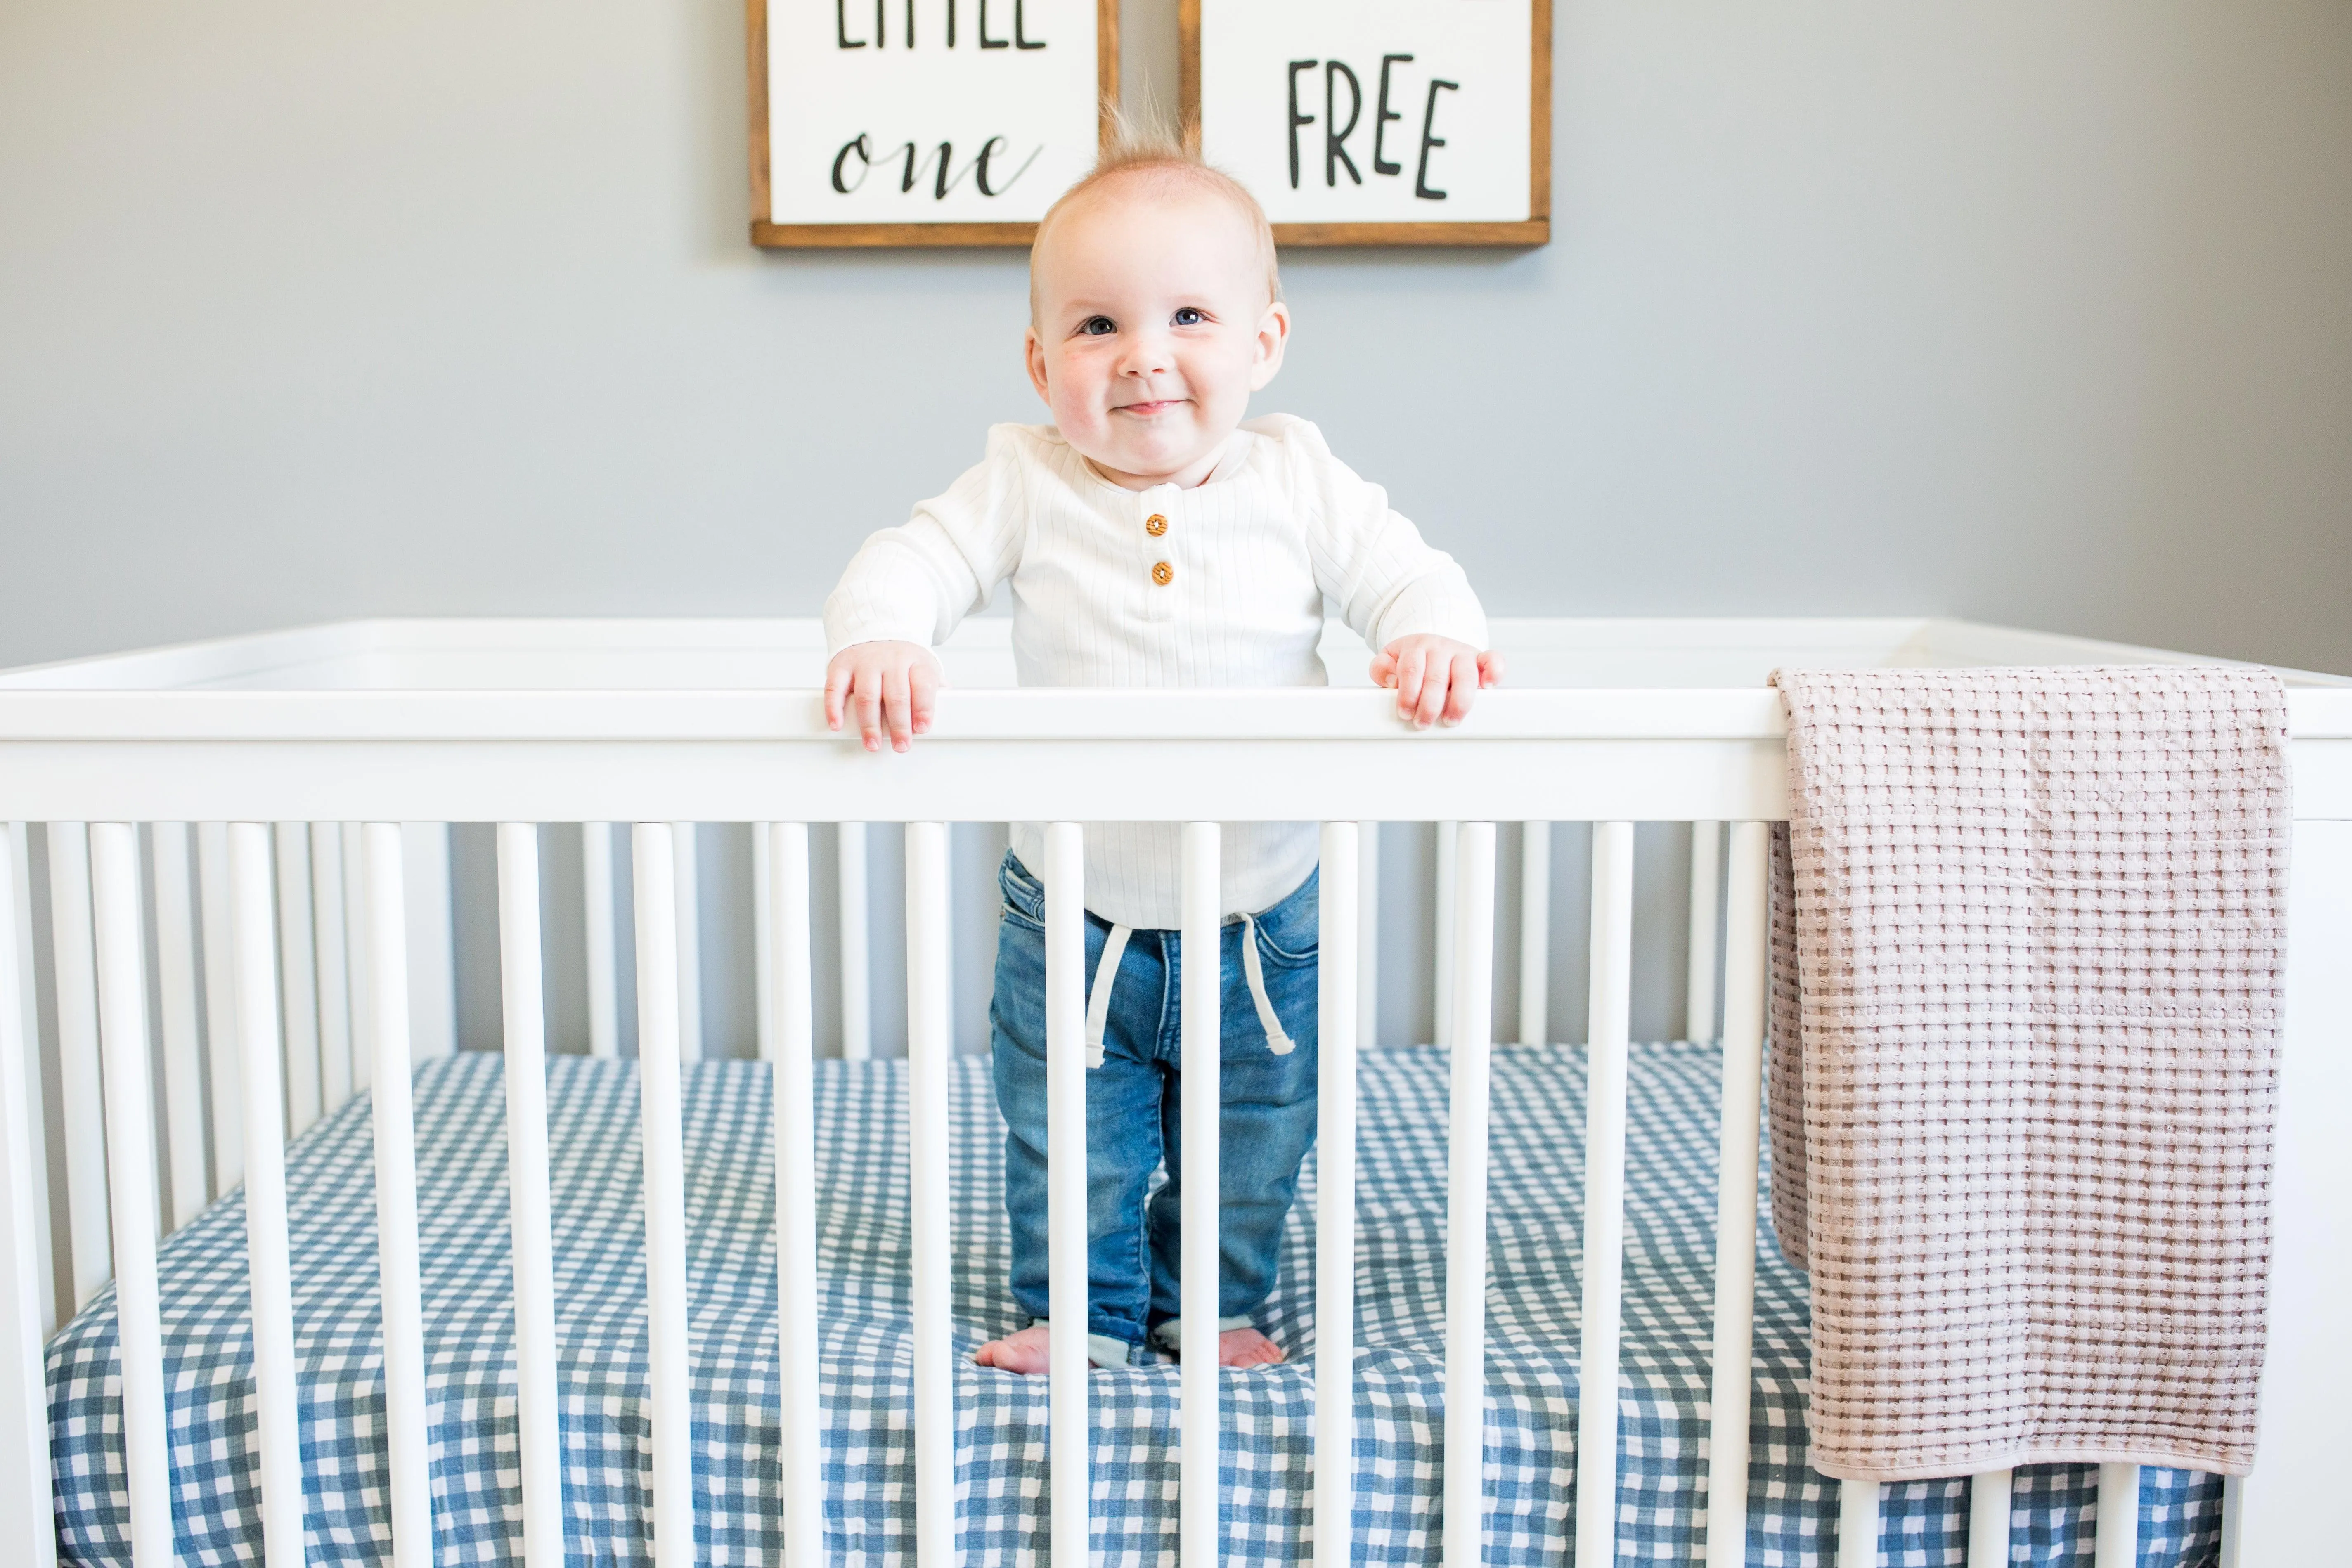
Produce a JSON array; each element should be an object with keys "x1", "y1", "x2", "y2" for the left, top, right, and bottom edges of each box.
[{"x1": 1025, "y1": 128, "x2": 1288, "y2": 488}]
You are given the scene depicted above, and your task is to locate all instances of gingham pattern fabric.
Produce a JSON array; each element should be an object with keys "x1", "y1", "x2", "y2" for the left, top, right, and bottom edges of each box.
[
  {"x1": 50, "y1": 1047, "x2": 2223, "y2": 1566},
  {"x1": 1765, "y1": 668, "x2": 2287, "y2": 1483}
]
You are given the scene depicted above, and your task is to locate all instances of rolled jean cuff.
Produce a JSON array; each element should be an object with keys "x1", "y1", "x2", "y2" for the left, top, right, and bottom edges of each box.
[
  {"x1": 1150, "y1": 1315, "x2": 1255, "y2": 1354},
  {"x1": 1029, "y1": 1318, "x2": 1139, "y2": 1369}
]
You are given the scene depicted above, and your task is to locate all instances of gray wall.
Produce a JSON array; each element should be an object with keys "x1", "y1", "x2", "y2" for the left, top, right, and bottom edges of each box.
[{"x1": 2, "y1": 0, "x2": 2349, "y2": 674}]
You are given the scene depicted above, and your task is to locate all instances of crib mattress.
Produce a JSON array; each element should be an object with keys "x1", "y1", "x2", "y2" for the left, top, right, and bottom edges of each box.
[{"x1": 49, "y1": 1045, "x2": 2225, "y2": 1567}]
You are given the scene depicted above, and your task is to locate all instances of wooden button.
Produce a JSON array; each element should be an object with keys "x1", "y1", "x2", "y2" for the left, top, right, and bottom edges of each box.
[
  {"x1": 1151, "y1": 561, "x2": 1174, "y2": 586},
  {"x1": 1145, "y1": 513, "x2": 1168, "y2": 537}
]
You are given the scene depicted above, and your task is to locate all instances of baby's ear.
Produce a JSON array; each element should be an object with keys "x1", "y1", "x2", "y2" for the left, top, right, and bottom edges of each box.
[
  {"x1": 1248, "y1": 301, "x2": 1292, "y2": 391},
  {"x1": 1023, "y1": 326, "x2": 1052, "y2": 403}
]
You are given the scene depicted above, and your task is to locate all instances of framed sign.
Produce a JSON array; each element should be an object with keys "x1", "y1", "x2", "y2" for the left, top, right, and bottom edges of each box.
[
  {"x1": 1182, "y1": 0, "x2": 1550, "y2": 246},
  {"x1": 748, "y1": 0, "x2": 1119, "y2": 247}
]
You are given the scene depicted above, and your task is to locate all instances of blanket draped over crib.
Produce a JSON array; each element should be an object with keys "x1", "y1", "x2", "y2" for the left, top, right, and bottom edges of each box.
[{"x1": 1764, "y1": 665, "x2": 2289, "y2": 1483}]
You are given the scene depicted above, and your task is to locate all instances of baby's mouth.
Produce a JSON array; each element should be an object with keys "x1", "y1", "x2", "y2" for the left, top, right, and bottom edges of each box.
[{"x1": 1113, "y1": 399, "x2": 1186, "y2": 417}]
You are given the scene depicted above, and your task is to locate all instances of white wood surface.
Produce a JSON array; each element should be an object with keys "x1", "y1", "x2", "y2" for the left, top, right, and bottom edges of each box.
[
  {"x1": 631, "y1": 823, "x2": 695, "y2": 1568},
  {"x1": 1966, "y1": 1469, "x2": 2013, "y2": 1568},
  {"x1": 361, "y1": 822, "x2": 433, "y2": 1568},
  {"x1": 233, "y1": 822, "x2": 306, "y2": 1568},
  {"x1": 1839, "y1": 1479, "x2": 1881, "y2": 1568},
  {"x1": 1043, "y1": 822, "x2": 1088, "y2": 1568},
  {"x1": 1518, "y1": 822, "x2": 1549, "y2": 1046},
  {"x1": 10, "y1": 823, "x2": 56, "y2": 1340},
  {"x1": 1315, "y1": 821, "x2": 1360, "y2": 1568},
  {"x1": 905, "y1": 823, "x2": 954, "y2": 1568},
  {"x1": 1574, "y1": 823, "x2": 1635, "y2": 1568},
  {"x1": 767, "y1": 824, "x2": 823, "y2": 1568},
  {"x1": 90, "y1": 824, "x2": 170, "y2": 1568},
  {"x1": 0, "y1": 827, "x2": 56, "y2": 1568},
  {"x1": 1703, "y1": 823, "x2": 1768, "y2": 1568},
  {"x1": 1180, "y1": 823, "x2": 1221, "y2": 1568},
  {"x1": 1443, "y1": 823, "x2": 1496, "y2": 1568},
  {"x1": 497, "y1": 824, "x2": 563, "y2": 1568}
]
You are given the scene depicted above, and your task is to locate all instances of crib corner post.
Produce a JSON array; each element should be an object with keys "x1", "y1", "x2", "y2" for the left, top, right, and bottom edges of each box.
[{"x1": 0, "y1": 828, "x2": 56, "y2": 1568}]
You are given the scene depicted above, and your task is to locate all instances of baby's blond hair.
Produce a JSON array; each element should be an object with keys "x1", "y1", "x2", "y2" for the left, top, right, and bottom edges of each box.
[{"x1": 1029, "y1": 111, "x2": 1281, "y2": 322}]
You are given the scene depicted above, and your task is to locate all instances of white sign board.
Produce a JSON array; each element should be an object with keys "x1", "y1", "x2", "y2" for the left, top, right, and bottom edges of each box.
[
  {"x1": 1190, "y1": 0, "x2": 1548, "y2": 245},
  {"x1": 751, "y1": 0, "x2": 1113, "y2": 245}
]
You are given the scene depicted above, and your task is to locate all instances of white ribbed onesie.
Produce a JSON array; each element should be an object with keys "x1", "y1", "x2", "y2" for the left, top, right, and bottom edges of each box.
[{"x1": 823, "y1": 413, "x2": 1488, "y2": 929}]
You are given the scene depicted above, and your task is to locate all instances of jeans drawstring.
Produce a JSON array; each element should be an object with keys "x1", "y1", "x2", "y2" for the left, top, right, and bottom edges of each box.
[
  {"x1": 1083, "y1": 925, "x2": 1131, "y2": 1069},
  {"x1": 1082, "y1": 915, "x2": 1297, "y2": 1063},
  {"x1": 1239, "y1": 914, "x2": 1298, "y2": 1055}
]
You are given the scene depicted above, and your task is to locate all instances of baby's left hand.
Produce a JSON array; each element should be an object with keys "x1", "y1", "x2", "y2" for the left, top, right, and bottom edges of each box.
[{"x1": 1370, "y1": 634, "x2": 1503, "y2": 729}]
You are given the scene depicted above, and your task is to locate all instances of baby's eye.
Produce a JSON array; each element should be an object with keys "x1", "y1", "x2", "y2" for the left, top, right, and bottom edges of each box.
[
  {"x1": 1077, "y1": 315, "x2": 1116, "y2": 336},
  {"x1": 1172, "y1": 307, "x2": 1207, "y2": 326}
]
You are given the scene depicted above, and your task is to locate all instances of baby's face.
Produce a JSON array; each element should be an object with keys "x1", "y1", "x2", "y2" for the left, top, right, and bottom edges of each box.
[{"x1": 1026, "y1": 177, "x2": 1288, "y2": 488}]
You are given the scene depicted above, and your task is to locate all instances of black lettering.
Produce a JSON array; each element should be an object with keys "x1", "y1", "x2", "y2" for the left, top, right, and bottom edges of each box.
[
  {"x1": 1373, "y1": 54, "x2": 1412, "y2": 175},
  {"x1": 1325, "y1": 61, "x2": 1362, "y2": 186},
  {"x1": 1015, "y1": 0, "x2": 1044, "y2": 47},
  {"x1": 896, "y1": 140, "x2": 954, "y2": 196},
  {"x1": 978, "y1": 0, "x2": 1007, "y2": 47},
  {"x1": 974, "y1": 135, "x2": 1044, "y2": 195},
  {"x1": 905, "y1": 0, "x2": 915, "y2": 46},
  {"x1": 875, "y1": 0, "x2": 886, "y2": 48},
  {"x1": 836, "y1": 0, "x2": 865, "y2": 47},
  {"x1": 1415, "y1": 78, "x2": 1457, "y2": 200},
  {"x1": 946, "y1": 0, "x2": 956, "y2": 46},
  {"x1": 831, "y1": 133, "x2": 874, "y2": 192},
  {"x1": 1287, "y1": 59, "x2": 1318, "y2": 189}
]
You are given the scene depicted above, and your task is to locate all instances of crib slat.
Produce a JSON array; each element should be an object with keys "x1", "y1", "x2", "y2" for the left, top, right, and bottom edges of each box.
[
  {"x1": 1434, "y1": 820, "x2": 1458, "y2": 1048},
  {"x1": 1574, "y1": 821, "x2": 1635, "y2": 1568},
  {"x1": 1518, "y1": 822, "x2": 1550, "y2": 1047},
  {"x1": 232, "y1": 823, "x2": 306, "y2": 1568},
  {"x1": 1839, "y1": 1479, "x2": 1880, "y2": 1567},
  {"x1": 1704, "y1": 822, "x2": 1770, "y2": 1568},
  {"x1": 275, "y1": 822, "x2": 322, "y2": 1137},
  {"x1": 2095, "y1": 1463, "x2": 2139, "y2": 1567},
  {"x1": 1966, "y1": 1468, "x2": 2013, "y2": 1568},
  {"x1": 1444, "y1": 822, "x2": 1497, "y2": 1568},
  {"x1": 312, "y1": 822, "x2": 353, "y2": 1114},
  {"x1": 7, "y1": 825, "x2": 55, "y2": 1342},
  {"x1": 1180, "y1": 822, "x2": 1221, "y2": 1568},
  {"x1": 198, "y1": 822, "x2": 244, "y2": 1196},
  {"x1": 90, "y1": 825, "x2": 172, "y2": 1568},
  {"x1": 361, "y1": 821, "x2": 433, "y2": 1568},
  {"x1": 342, "y1": 822, "x2": 371, "y2": 1091},
  {"x1": 1356, "y1": 823, "x2": 1380, "y2": 1054},
  {"x1": 753, "y1": 824, "x2": 777, "y2": 1062},
  {"x1": 1316, "y1": 822, "x2": 1361, "y2": 1568},
  {"x1": 1687, "y1": 822, "x2": 1722, "y2": 1043},
  {"x1": 838, "y1": 821, "x2": 872, "y2": 1060},
  {"x1": 1043, "y1": 822, "x2": 1089, "y2": 1568},
  {"x1": 905, "y1": 822, "x2": 956, "y2": 1568},
  {"x1": 48, "y1": 823, "x2": 111, "y2": 1308},
  {"x1": 497, "y1": 825, "x2": 565, "y2": 1568},
  {"x1": 583, "y1": 822, "x2": 620, "y2": 1058},
  {"x1": 152, "y1": 823, "x2": 209, "y2": 1230},
  {"x1": 670, "y1": 822, "x2": 702, "y2": 1063},
  {"x1": 767, "y1": 824, "x2": 823, "y2": 1568},
  {"x1": 0, "y1": 828, "x2": 57, "y2": 1568},
  {"x1": 631, "y1": 823, "x2": 696, "y2": 1568},
  {"x1": 2218, "y1": 1474, "x2": 2246, "y2": 1568}
]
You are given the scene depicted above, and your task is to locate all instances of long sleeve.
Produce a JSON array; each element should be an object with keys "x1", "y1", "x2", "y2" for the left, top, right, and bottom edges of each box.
[
  {"x1": 823, "y1": 425, "x2": 1036, "y2": 656},
  {"x1": 1262, "y1": 415, "x2": 1490, "y2": 654}
]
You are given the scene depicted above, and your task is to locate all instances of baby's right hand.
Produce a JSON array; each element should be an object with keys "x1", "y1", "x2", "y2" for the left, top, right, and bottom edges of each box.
[{"x1": 824, "y1": 640, "x2": 944, "y2": 753}]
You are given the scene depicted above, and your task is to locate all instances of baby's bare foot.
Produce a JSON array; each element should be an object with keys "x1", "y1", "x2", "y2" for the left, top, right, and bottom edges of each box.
[
  {"x1": 973, "y1": 1324, "x2": 1053, "y2": 1374},
  {"x1": 1215, "y1": 1327, "x2": 1285, "y2": 1368}
]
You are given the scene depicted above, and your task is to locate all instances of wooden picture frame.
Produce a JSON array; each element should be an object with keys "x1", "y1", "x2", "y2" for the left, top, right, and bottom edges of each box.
[
  {"x1": 748, "y1": 0, "x2": 1120, "y2": 248},
  {"x1": 1179, "y1": 0, "x2": 1550, "y2": 247}
]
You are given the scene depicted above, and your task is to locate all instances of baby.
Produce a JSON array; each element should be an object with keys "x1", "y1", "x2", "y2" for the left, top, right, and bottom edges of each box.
[{"x1": 822, "y1": 131, "x2": 1496, "y2": 1373}]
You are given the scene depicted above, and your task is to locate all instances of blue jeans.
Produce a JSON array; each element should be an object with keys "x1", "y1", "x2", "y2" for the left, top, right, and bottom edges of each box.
[{"x1": 990, "y1": 851, "x2": 1320, "y2": 1355}]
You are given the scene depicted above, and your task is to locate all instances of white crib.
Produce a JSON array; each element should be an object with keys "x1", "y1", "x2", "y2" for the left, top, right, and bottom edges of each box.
[{"x1": 0, "y1": 615, "x2": 2345, "y2": 1568}]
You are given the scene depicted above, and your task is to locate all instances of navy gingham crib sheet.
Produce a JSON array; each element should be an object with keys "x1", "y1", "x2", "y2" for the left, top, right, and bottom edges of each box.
[{"x1": 49, "y1": 1045, "x2": 2225, "y2": 1566}]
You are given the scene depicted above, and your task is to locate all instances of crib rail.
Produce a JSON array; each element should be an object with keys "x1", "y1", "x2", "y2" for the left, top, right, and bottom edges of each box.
[{"x1": 2, "y1": 686, "x2": 2348, "y2": 1568}]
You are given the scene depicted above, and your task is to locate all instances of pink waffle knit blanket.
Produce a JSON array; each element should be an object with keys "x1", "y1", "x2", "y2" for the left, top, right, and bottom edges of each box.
[{"x1": 1765, "y1": 666, "x2": 2288, "y2": 1482}]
